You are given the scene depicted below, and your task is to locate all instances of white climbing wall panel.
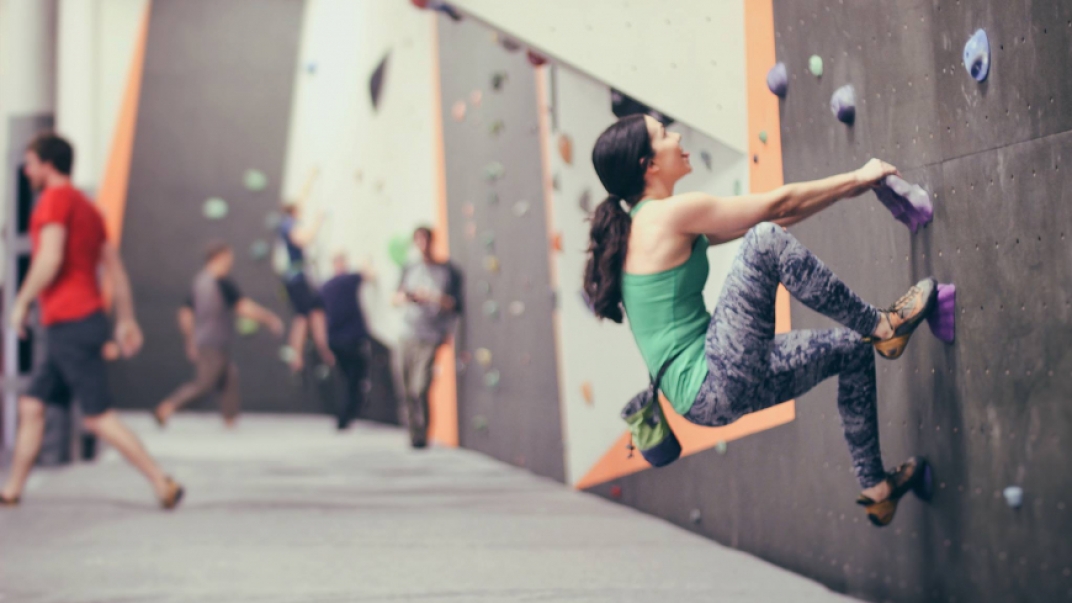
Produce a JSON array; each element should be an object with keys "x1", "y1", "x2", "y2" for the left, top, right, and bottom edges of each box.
[{"x1": 449, "y1": 0, "x2": 749, "y2": 154}]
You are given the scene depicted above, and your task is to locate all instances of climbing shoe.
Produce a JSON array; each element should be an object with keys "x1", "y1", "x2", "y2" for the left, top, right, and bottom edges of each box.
[
  {"x1": 159, "y1": 477, "x2": 184, "y2": 510},
  {"x1": 864, "y1": 278, "x2": 938, "y2": 360},
  {"x1": 857, "y1": 456, "x2": 932, "y2": 527},
  {"x1": 0, "y1": 493, "x2": 20, "y2": 507}
]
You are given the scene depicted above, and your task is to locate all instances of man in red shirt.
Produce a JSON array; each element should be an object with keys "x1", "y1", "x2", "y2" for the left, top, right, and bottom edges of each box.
[{"x1": 0, "y1": 133, "x2": 183, "y2": 509}]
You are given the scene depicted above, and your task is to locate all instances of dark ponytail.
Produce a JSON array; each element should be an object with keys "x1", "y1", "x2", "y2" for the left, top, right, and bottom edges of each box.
[{"x1": 584, "y1": 114, "x2": 653, "y2": 323}]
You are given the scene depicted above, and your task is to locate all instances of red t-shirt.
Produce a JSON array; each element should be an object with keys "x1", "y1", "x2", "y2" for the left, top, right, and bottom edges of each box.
[{"x1": 29, "y1": 184, "x2": 107, "y2": 325}]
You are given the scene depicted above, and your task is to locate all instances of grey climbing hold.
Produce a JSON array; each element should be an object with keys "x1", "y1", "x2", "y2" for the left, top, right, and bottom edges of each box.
[
  {"x1": 243, "y1": 169, "x2": 268, "y2": 192},
  {"x1": 500, "y1": 37, "x2": 521, "y2": 53},
  {"x1": 808, "y1": 55, "x2": 823, "y2": 77},
  {"x1": 484, "y1": 370, "x2": 500, "y2": 388},
  {"x1": 264, "y1": 211, "x2": 282, "y2": 231},
  {"x1": 484, "y1": 161, "x2": 505, "y2": 182},
  {"x1": 203, "y1": 197, "x2": 229, "y2": 220},
  {"x1": 963, "y1": 29, "x2": 991, "y2": 82},
  {"x1": 278, "y1": 346, "x2": 297, "y2": 363},
  {"x1": 552, "y1": 174, "x2": 561, "y2": 191},
  {"x1": 830, "y1": 84, "x2": 856, "y2": 125},
  {"x1": 491, "y1": 71, "x2": 508, "y2": 91},
  {"x1": 715, "y1": 440, "x2": 727, "y2": 454},
  {"x1": 766, "y1": 62, "x2": 788, "y2": 96},
  {"x1": 700, "y1": 150, "x2": 712, "y2": 171},
  {"x1": 689, "y1": 509, "x2": 702, "y2": 524},
  {"x1": 483, "y1": 300, "x2": 499, "y2": 318},
  {"x1": 1003, "y1": 486, "x2": 1023, "y2": 509},
  {"x1": 478, "y1": 280, "x2": 491, "y2": 295},
  {"x1": 487, "y1": 192, "x2": 499, "y2": 205},
  {"x1": 578, "y1": 189, "x2": 592, "y2": 213},
  {"x1": 513, "y1": 200, "x2": 530, "y2": 217},
  {"x1": 249, "y1": 240, "x2": 270, "y2": 261},
  {"x1": 315, "y1": 364, "x2": 331, "y2": 381}
]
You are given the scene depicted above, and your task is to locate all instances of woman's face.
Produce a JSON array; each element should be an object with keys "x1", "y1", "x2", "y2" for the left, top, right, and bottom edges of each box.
[{"x1": 643, "y1": 114, "x2": 691, "y2": 185}]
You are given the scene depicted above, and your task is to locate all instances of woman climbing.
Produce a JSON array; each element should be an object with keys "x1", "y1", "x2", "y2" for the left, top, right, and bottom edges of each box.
[{"x1": 584, "y1": 114, "x2": 936, "y2": 526}]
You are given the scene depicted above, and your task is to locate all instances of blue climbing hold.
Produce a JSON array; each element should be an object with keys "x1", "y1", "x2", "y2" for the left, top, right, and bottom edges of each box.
[
  {"x1": 963, "y1": 29, "x2": 991, "y2": 82},
  {"x1": 830, "y1": 85, "x2": 856, "y2": 125},
  {"x1": 766, "y1": 62, "x2": 788, "y2": 97}
]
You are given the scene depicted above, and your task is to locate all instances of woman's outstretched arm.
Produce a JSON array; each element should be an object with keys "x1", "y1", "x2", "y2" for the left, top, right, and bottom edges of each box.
[{"x1": 664, "y1": 159, "x2": 898, "y2": 244}]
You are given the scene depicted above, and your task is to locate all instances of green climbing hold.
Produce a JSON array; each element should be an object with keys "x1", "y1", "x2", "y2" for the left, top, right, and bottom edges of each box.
[
  {"x1": 243, "y1": 169, "x2": 268, "y2": 192},
  {"x1": 758, "y1": 130, "x2": 768, "y2": 144},
  {"x1": 388, "y1": 234, "x2": 411, "y2": 267},
  {"x1": 482, "y1": 232, "x2": 495, "y2": 250},
  {"x1": 808, "y1": 55, "x2": 823, "y2": 77},
  {"x1": 491, "y1": 71, "x2": 508, "y2": 91},
  {"x1": 484, "y1": 369, "x2": 501, "y2": 388},
  {"x1": 733, "y1": 180, "x2": 742, "y2": 195},
  {"x1": 488, "y1": 120, "x2": 505, "y2": 136},
  {"x1": 483, "y1": 300, "x2": 499, "y2": 318},
  {"x1": 249, "y1": 240, "x2": 270, "y2": 261},
  {"x1": 236, "y1": 316, "x2": 260, "y2": 336},
  {"x1": 484, "y1": 162, "x2": 505, "y2": 182},
  {"x1": 203, "y1": 197, "x2": 229, "y2": 220},
  {"x1": 715, "y1": 440, "x2": 728, "y2": 454},
  {"x1": 473, "y1": 415, "x2": 489, "y2": 431}
]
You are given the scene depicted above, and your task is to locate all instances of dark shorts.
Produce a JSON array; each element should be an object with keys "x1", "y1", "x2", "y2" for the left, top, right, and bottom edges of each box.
[
  {"x1": 26, "y1": 311, "x2": 113, "y2": 417},
  {"x1": 283, "y1": 273, "x2": 324, "y2": 316}
]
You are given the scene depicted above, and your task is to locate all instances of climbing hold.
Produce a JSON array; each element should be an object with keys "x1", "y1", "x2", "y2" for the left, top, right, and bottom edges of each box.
[
  {"x1": 513, "y1": 200, "x2": 530, "y2": 217},
  {"x1": 874, "y1": 175, "x2": 933, "y2": 233},
  {"x1": 1003, "y1": 486, "x2": 1023, "y2": 509},
  {"x1": 429, "y1": 0, "x2": 462, "y2": 21},
  {"x1": 203, "y1": 197, "x2": 229, "y2": 220},
  {"x1": 526, "y1": 50, "x2": 548, "y2": 66},
  {"x1": 508, "y1": 301, "x2": 525, "y2": 317},
  {"x1": 491, "y1": 71, "x2": 508, "y2": 91},
  {"x1": 475, "y1": 347, "x2": 492, "y2": 367},
  {"x1": 465, "y1": 222, "x2": 477, "y2": 240},
  {"x1": 484, "y1": 370, "x2": 501, "y2": 389},
  {"x1": 387, "y1": 233, "x2": 411, "y2": 267},
  {"x1": 354, "y1": 169, "x2": 364, "y2": 183},
  {"x1": 733, "y1": 180, "x2": 742, "y2": 195},
  {"x1": 758, "y1": 130, "x2": 768, "y2": 144},
  {"x1": 487, "y1": 192, "x2": 499, "y2": 205},
  {"x1": 483, "y1": 255, "x2": 500, "y2": 274},
  {"x1": 700, "y1": 150, "x2": 712, "y2": 171},
  {"x1": 469, "y1": 89, "x2": 482, "y2": 107},
  {"x1": 278, "y1": 345, "x2": 297, "y2": 363},
  {"x1": 551, "y1": 232, "x2": 563, "y2": 252},
  {"x1": 305, "y1": 62, "x2": 318, "y2": 75},
  {"x1": 689, "y1": 509, "x2": 702, "y2": 524},
  {"x1": 315, "y1": 364, "x2": 331, "y2": 381},
  {"x1": 609, "y1": 485, "x2": 622, "y2": 499},
  {"x1": 830, "y1": 85, "x2": 856, "y2": 125},
  {"x1": 462, "y1": 203, "x2": 475, "y2": 218},
  {"x1": 808, "y1": 55, "x2": 823, "y2": 77},
  {"x1": 478, "y1": 280, "x2": 491, "y2": 295},
  {"x1": 243, "y1": 169, "x2": 268, "y2": 192},
  {"x1": 264, "y1": 211, "x2": 282, "y2": 231},
  {"x1": 483, "y1": 300, "x2": 499, "y2": 318},
  {"x1": 715, "y1": 440, "x2": 728, "y2": 454},
  {"x1": 451, "y1": 100, "x2": 467, "y2": 122},
  {"x1": 579, "y1": 189, "x2": 592, "y2": 213},
  {"x1": 488, "y1": 119, "x2": 505, "y2": 136},
  {"x1": 752, "y1": 154, "x2": 759, "y2": 164},
  {"x1": 472, "y1": 415, "x2": 489, "y2": 431},
  {"x1": 580, "y1": 382, "x2": 594, "y2": 405},
  {"x1": 500, "y1": 37, "x2": 521, "y2": 52},
  {"x1": 926, "y1": 283, "x2": 957, "y2": 344},
  {"x1": 410, "y1": 0, "x2": 430, "y2": 8},
  {"x1": 484, "y1": 161, "x2": 505, "y2": 182},
  {"x1": 482, "y1": 231, "x2": 495, "y2": 250},
  {"x1": 552, "y1": 173, "x2": 561, "y2": 191},
  {"x1": 369, "y1": 52, "x2": 389, "y2": 111},
  {"x1": 558, "y1": 134, "x2": 573, "y2": 165},
  {"x1": 963, "y1": 29, "x2": 991, "y2": 82},
  {"x1": 236, "y1": 315, "x2": 259, "y2": 336},
  {"x1": 249, "y1": 240, "x2": 270, "y2": 261},
  {"x1": 766, "y1": 62, "x2": 788, "y2": 97}
]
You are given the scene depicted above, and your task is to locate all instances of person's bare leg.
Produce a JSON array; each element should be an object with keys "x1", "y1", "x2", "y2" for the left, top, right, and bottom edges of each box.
[
  {"x1": 308, "y1": 310, "x2": 335, "y2": 366},
  {"x1": 861, "y1": 480, "x2": 892, "y2": 502},
  {"x1": 287, "y1": 315, "x2": 308, "y2": 372},
  {"x1": 220, "y1": 362, "x2": 240, "y2": 428},
  {"x1": 82, "y1": 410, "x2": 171, "y2": 498},
  {"x1": 0, "y1": 397, "x2": 47, "y2": 500}
]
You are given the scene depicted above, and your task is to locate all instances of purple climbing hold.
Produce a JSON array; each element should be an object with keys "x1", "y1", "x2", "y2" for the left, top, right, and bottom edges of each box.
[
  {"x1": 830, "y1": 85, "x2": 856, "y2": 125},
  {"x1": 874, "y1": 175, "x2": 933, "y2": 233},
  {"x1": 926, "y1": 283, "x2": 956, "y2": 344},
  {"x1": 766, "y1": 62, "x2": 788, "y2": 97},
  {"x1": 429, "y1": 0, "x2": 462, "y2": 21}
]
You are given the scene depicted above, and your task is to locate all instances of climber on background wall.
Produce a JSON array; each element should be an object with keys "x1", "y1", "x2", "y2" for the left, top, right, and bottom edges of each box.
[{"x1": 584, "y1": 114, "x2": 938, "y2": 526}]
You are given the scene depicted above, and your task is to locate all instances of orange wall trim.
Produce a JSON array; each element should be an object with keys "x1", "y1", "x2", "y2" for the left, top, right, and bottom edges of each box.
[
  {"x1": 97, "y1": 1, "x2": 151, "y2": 246},
  {"x1": 575, "y1": 0, "x2": 790, "y2": 489},
  {"x1": 426, "y1": 16, "x2": 459, "y2": 447}
]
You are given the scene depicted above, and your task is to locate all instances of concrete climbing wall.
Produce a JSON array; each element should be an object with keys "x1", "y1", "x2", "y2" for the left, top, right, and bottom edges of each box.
[
  {"x1": 436, "y1": 15, "x2": 565, "y2": 482},
  {"x1": 112, "y1": 0, "x2": 316, "y2": 414},
  {"x1": 545, "y1": 64, "x2": 748, "y2": 485}
]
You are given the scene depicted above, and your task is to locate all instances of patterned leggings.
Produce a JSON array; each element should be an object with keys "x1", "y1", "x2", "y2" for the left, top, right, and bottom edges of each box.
[{"x1": 683, "y1": 223, "x2": 886, "y2": 488}]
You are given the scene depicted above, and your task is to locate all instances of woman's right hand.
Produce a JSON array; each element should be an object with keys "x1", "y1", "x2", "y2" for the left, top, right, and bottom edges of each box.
[{"x1": 855, "y1": 158, "x2": 899, "y2": 189}]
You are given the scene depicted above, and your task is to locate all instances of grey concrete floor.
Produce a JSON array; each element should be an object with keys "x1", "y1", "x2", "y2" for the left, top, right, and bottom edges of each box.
[{"x1": 0, "y1": 413, "x2": 859, "y2": 603}]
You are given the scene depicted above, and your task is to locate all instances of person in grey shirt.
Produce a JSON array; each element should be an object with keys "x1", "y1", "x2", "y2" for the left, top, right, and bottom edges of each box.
[
  {"x1": 155, "y1": 242, "x2": 283, "y2": 428},
  {"x1": 393, "y1": 227, "x2": 462, "y2": 448}
]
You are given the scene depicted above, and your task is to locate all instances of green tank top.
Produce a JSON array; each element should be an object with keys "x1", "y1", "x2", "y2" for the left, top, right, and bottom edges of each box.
[{"x1": 621, "y1": 200, "x2": 711, "y2": 415}]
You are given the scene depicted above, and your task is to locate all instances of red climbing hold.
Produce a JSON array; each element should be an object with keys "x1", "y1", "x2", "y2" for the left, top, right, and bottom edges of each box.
[{"x1": 609, "y1": 485, "x2": 622, "y2": 499}]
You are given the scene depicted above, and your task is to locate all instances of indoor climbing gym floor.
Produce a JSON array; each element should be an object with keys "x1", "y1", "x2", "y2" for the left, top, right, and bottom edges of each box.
[{"x1": 0, "y1": 414, "x2": 858, "y2": 603}]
